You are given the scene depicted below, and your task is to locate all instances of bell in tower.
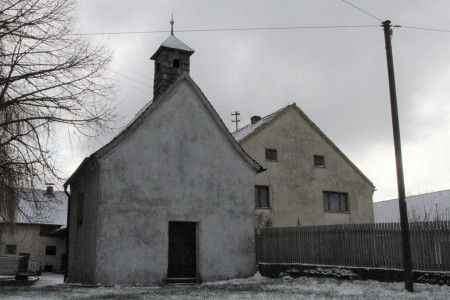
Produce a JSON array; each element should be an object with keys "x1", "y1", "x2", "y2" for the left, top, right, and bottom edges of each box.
[{"x1": 150, "y1": 17, "x2": 194, "y2": 99}]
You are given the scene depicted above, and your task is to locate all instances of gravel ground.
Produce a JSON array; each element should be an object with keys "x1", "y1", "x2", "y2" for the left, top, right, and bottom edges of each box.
[{"x1": 0, "y1": 272, "x2": 449, "y2": 299}]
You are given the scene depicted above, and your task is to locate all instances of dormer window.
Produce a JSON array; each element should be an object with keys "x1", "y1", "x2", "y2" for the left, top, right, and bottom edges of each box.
[{"x1": 173, "y1": 59, "x2": 180, "y2": 68}]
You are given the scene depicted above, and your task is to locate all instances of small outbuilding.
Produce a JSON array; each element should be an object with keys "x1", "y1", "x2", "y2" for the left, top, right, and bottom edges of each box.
[{"x1": 65, "y1": 32, "x2": 262, "y2": 285}]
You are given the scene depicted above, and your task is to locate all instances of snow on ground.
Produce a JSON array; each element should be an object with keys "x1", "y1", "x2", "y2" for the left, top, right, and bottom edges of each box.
[
  {"x1": 0, "y1": 272, "x2": 449, "y2": 299},
  {"x1": 33, "y1": 272, "x2": 64, "y2": 287}
]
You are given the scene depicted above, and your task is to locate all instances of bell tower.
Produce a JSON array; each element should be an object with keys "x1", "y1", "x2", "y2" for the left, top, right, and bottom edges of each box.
[{"x1": 150, "y1": 17, "x2": 194, "y2": 99}]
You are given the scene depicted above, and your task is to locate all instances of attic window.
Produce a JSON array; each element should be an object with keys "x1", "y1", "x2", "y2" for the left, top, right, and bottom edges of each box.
[
  {"x1": 265, "y1": 149, "x2": 277, "y2": 162},
  {"x1": 173, "y1": 59, "x2": 180, "y2": 68},
  {"x1": 314, "y1": 155, "x2": 325, "y2": 168}
]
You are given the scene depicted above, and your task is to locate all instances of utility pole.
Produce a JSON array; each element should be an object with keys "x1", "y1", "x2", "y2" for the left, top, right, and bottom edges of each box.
[
  {"x1": 231, "y1": 111, "x2": 240, "y2": 131},
  {"x1": 382, "y1": 20, "x2": 414, "y2": 292}
]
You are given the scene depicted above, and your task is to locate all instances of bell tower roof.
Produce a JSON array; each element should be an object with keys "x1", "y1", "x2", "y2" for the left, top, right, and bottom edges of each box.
[
  {"x1": 150, "y1": 16, "x2": 194, "y2": 60},
  {"x1": 150, "y1": 18, "x2": 195, "y2": 99},
  {"x1": 150, "y1": 35, "x2": 194, "y2": 60}
]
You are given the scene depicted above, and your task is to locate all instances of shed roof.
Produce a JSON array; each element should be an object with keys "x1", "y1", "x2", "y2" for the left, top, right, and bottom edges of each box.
[
  {"x1": 232, "y1": 103, "x2": 375, "y2": 188},
  {"x1": 374, "y1": 190, "x2": 450, "y2": 223}
]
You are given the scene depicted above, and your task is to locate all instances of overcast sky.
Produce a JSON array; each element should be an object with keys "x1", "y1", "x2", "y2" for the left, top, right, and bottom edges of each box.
[{"x1": 58, "y1": 0, "x2": 449, "y2": 202}]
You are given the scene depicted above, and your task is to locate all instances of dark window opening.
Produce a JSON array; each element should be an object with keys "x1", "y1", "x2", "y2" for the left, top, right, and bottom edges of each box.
[
  {"x1": 77, "y1": 193, "x2": 84, "y2": 225},
  {"x1": 314, "y1": 155, "x2": 325, "y2": 168},
  {"x1": 265, "y1": 149, "x2": 277, "y2": 161},
  {"x1": 255, "y1": 185, "x2": 270, "y2": 208},
  {"x1": 323, "y1": 191, "x2": 348, "y2": 213},
  {"x1": 46, "y1": 246, "x2": 56, "y2": 256},
  {"x1": 6, "y1": 245, "x2": 17, "y2": 255},
  {"x1": 173, "y1": 59, "x2": 180, "y2": 68},
  {"x1": 156, "y1": 63, "x2": 161, "y2": 72}
]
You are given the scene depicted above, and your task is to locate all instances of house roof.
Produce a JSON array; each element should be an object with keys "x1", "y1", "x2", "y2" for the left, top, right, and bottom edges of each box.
[
  {"x1": 67, "y1": 73, "x2": 263, "y2": 185},
  {"x1": 150, "y1": 35, "x2": 194, "y2": 60},
  {"x1": 0, "y1": 190, "x2": 68, "y2": 226},
  {"x1": 374, "y1": 190, "x2": 450, "y2": 223},
  {"x1": 232, "y1": 103, "x2": 375, "y2": 188},
  {"x1": 232, "y1": 106, "x2": 288, "y2": 143}
]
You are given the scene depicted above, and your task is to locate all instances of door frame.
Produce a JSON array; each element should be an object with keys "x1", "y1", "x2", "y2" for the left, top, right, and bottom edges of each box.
[{"x1": 166, "y1": 220, "x2": 200, "y2": 284}]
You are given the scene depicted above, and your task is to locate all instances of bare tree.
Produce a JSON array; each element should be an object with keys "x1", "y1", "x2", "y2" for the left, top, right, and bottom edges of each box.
[
  {"x1": 0, "y1": 0, "x2": 117, "y2": 222},
  {"x1": 409, "y1": 203, "x2": 450, "y2": 223}
]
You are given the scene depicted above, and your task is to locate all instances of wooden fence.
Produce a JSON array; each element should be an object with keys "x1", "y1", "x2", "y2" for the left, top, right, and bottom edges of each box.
[{"x1": 257, "y1": 221, "x2": 450, "y2": 271}]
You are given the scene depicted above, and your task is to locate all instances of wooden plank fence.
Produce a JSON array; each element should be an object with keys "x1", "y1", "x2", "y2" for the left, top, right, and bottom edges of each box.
[{"x1": 257, "y1": 221, "x2": 450, "y2": 271}]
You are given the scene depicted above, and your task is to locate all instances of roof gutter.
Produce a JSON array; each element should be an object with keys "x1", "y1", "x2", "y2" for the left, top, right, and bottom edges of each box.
[
  {"x1": 63, "y1": 182, "x2": 71, "y2": 283},
  {"x1": 257, "y1": 167, "x2": 267, "y2": 174}
]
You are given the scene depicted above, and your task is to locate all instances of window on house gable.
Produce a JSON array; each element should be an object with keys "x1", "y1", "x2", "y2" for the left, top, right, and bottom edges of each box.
[
  {"x1": 173, "y1": 59, "x2": 180, "y2": 68},
  {"x1": 255, "y1": 185, "x2": 270, "y2": 209},
  {"x1": 265, "y1": 149, "x2": 277, "y2": 162},
  {"x1": 77, "y1": 193, "x2": 84, "y2": 225},
  {"x1": 6, "y1": 245, "x2": 17, "y2": 255},
  {"x1": 45, "y1": 246, "x2": 56, "y2": 256},
  {"x1": 314, "y1": 155, "x2": 325, "y2": 168},
  {"x1": 323, "y1": 191, "x2": 348, "y2": 213}
]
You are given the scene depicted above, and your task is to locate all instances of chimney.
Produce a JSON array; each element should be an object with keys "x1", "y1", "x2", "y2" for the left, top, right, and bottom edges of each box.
[
  {"x1": 46, "y1": 183, "x2": 54, "y2": 196},
  {"x1": 251, "y1": 116, "x2": 261, "y2": 124}
]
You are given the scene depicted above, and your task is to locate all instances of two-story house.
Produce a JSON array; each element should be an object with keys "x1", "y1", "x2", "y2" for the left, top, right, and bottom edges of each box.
[{"x1": 233, "y1": 103, "x2": 375, "y2": 228}]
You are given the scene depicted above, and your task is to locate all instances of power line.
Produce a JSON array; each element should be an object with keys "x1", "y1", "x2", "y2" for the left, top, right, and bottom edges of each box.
[
  {"x1": 213, "y1": 103, "x2": 234, "y2": 113},
  {"x1": 397, "y1": 25, "x2": 450, "y2": 33},
  {"x1": 114, "y1": 62, "x2": 153, "y2": 80},
  {"x1": 120, "y1": 82, "x2": 153, "y2": 96},
  {"x1": 116, "y1": 72, "x2": 151, "y2": 88},
  {"x1": 341, "y1": 0, "x2": 382, "y2": 22},
  {"x1": 74, "y1": 24, "x2": 380, "y2": 36},
  {"x1": 74, "y1": 24, "x2": 450, "y2": 37}
]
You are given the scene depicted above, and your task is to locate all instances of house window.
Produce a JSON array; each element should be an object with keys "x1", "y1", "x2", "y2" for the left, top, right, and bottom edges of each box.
[
  {"x1": 314, "y1": 155, "x2": 325, "y2": 168},
  {"x1": 173, "y1": 59, "x2": 180, "y2": 68},
  {"x1": 77, "y1": 193, "x2": 84, "y2": 225},
  {"x1": 46, "y1": 246, "x2": 56, "y2": 256},
  {"x1": 265, "y1": 149, "x2": 277, "y2": 161},
  {"x1": 323, "y1": 191, "x2": 348, "y2": 213},
  {"x1": 255, "y1": 185, "x2": 270, "y2": 208},
  {"x1": 156, "y1": 63, "x2": 161, "y2": 72},
  {"x1": 6, "y1": 245, "x2": 16, "y2": 255}
]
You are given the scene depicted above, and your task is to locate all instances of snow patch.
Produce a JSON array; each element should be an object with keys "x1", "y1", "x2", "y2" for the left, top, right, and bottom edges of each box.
[{"x1": 203, "y1": 272, "x2": 268, "y2": 286}]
